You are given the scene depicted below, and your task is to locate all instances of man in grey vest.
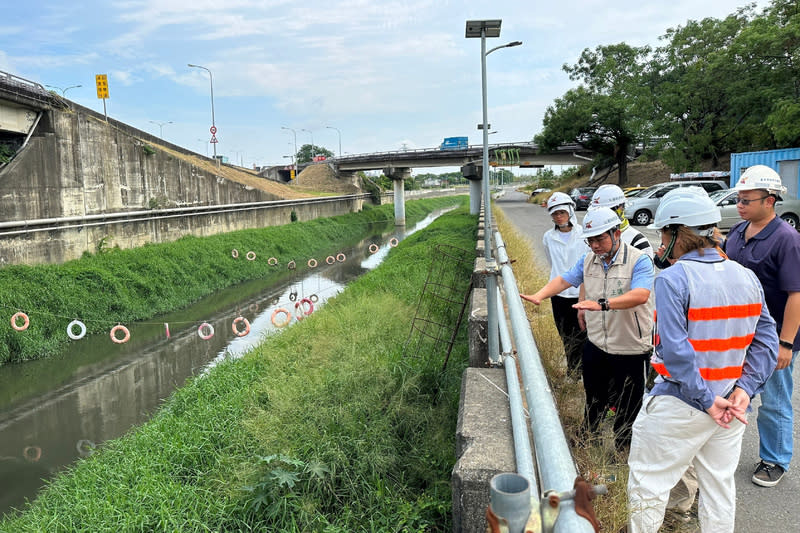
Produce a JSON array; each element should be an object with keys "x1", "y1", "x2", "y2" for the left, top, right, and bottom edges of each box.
[{"x1": 522, "y1": 206, "x2": 654, "y2": 448}]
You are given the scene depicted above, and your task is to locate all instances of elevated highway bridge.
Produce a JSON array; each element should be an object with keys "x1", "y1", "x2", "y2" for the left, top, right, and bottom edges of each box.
[{"x1": 330, "y1": 142, "x2": 595, "y2": 172}]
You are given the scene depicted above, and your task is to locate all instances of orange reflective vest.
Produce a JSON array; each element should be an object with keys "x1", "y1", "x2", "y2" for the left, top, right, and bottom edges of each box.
[{"x1": 651, "y1": 259, "x2": 762, "y2": 398}]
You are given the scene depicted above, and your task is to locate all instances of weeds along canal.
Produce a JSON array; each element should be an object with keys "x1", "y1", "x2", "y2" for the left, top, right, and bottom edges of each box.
[{"x1": 0, "y1": 208, "x2": 452, "y2": 515}]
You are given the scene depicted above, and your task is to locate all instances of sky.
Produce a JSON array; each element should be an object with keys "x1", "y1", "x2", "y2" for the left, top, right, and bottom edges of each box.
[{"x1": 0, "y1": 0, "x2": 772, "y2": 172}]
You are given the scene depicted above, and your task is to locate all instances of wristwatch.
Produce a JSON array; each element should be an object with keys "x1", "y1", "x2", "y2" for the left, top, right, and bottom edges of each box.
[
  {"x1": 598, "y1": 298, "x2": 610, "y2": 311},
  {"x1": 779, "y1": 339, "x2": 794, "y2": 350}
]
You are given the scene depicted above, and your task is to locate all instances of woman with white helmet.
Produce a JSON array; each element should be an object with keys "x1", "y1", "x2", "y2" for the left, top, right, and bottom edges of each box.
[
  {"x1": 542, "y1": 192, "x2": 590, "y2": 373},
  {"x1": 722, "y1": 164, "x2": 800, "y2": 489},
  {"x1": 590, "y1": 184, "x2": 654, "y2": 259},
  {"x1": 627, "y1": 188, "x2": 778, "y2": 533},
  {"x1": 522, "y1": 206, "x2": 654, "y2": 449}
]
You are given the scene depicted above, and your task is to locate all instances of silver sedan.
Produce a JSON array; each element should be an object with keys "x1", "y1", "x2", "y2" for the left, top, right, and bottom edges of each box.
[{"x1": 710, "y1": 189, "x2": 800, "y2": 231}]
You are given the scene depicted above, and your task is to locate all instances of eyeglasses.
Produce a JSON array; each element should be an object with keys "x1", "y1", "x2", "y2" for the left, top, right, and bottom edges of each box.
[
  {"x1": 735, "y1": 195, "x2": 769, "y2": 206},
  {"x1": 584, "y1": 234, "x2": 610, "y2": 246}
]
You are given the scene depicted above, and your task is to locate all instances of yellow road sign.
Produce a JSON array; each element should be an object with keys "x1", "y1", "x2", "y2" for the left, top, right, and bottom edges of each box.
[{"x1": 95, "y1": 74, "x2": 109, "y2": 99}]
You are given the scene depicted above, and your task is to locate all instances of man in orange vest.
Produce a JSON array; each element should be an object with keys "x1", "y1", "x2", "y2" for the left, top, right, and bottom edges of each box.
[{"x1": 627, "y1": 188, "x2": 778, "y2": 533}]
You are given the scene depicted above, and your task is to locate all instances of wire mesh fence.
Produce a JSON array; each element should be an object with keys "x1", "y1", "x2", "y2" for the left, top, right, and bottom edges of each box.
[{"x1": 403, "y1": 243, "x2": 473, "y2": 369}]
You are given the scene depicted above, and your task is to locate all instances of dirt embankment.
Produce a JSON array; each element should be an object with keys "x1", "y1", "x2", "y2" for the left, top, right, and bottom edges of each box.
[
  {"x1": 290, "y1": 164, "x2": 362, "y2": 195},
  {"x1": 151, "y1": 146, "x2": 361, "y2": 198},
  {"x1": 586, "y1": 154, "x2": 732, "y2": 189}
]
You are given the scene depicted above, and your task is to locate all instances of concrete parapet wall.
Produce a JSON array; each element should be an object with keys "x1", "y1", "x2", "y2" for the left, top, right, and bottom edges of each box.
[
  {"x1": 468, "y1": 288, "x2": 488, "y2": 368},
  {"x1": 451, "y1": 368, "x2": 515, "y2": 533}
]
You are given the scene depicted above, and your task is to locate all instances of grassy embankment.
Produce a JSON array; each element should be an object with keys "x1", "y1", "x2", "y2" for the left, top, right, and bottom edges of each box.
[
  {"x1": 0, "y1": 201, "x2": 475, "y2": 532},
  {"x1": 0, "y1": 196, "x2": 462, "y2": 365}
]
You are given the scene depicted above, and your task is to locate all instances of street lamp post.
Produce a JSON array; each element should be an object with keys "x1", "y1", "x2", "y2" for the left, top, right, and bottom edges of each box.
[
  {"x1": 149, "y1": 120, "x2": 173, "y2": 139},
  {"x1": 301, "y1": 128, "x2": 315, "y2": 158},
  {"x1": 326, "y1": 126, "x2": 342, "y2": 157},
  {"x1": 281, "y1": 126, "x2": 298, "y2": 178},
  {"x1": 45, "y1": 84, "x2": 82, "y2": 97},
  {"x1": 187, "y1": 63, "x2": 217, "y2": 161},
  {"x1": 465, "y1": 19, "x2": 521, "y2": 371}
]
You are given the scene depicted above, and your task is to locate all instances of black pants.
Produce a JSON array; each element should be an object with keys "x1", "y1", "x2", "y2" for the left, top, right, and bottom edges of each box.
[
  {"x1": 582, "y1": 341, "x2": 648, "y2": 449},
  {"x1": 551, "y1": 295, "x2": 586, "y2": 374}
]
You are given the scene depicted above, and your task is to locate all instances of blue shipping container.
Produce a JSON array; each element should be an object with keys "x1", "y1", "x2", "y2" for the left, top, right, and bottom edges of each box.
[
  {"x1": 730, "y1": 148, "x2": 800, "y2": 200},
  {"x1": 440, "y1": 137, "x2": 468, "y2": 150}
]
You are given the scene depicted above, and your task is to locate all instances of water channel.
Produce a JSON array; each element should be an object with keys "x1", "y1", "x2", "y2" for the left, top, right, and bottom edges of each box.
[{"x1": 0, "y1": 209, "x2": 452, "y2": 515}]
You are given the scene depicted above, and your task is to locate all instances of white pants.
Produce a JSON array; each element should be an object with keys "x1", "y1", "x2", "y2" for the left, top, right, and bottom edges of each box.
[{"x1": 628, "y1": 395, "x2": 746, "y2": 533}]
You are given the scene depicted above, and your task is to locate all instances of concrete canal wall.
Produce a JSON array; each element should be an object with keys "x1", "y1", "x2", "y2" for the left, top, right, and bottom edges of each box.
[{"x1": 0, "y1": 101, "x2": 371, "y2": 266}]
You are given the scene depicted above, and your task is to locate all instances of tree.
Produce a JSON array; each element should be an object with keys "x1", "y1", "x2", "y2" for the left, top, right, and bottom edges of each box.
[
  {"x1": 296, "y1": 144, "x2": 334, "y2": 164},
  {"x1": 649, "y1": 8, "x2": 766, "y2": 170},
  {"x1": 734, "y1": 0, "x2": 800, "y2": 147},
  {"x1": 536, "y1": 43, "x2": 651, "y2": 186}
]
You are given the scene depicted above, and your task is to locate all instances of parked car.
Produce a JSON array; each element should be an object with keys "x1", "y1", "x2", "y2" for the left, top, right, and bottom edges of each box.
[
  {"x1": 709, "y1": 189, "x2": 800, "y2": 231},
  {"x1": 624, "y1": 186, "x2": 647, "y2": 198},
  {"x1": 624, "y1": 180, "x2": 728, "y2": 225},
  {"x1": 530, "y1": 187, "x2": 551, "y2": 197},
  {"x1": 570, "y1": 187, "x2": 598, "y2": 210}
]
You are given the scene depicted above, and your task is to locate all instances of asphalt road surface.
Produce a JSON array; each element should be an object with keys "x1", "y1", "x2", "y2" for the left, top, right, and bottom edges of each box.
[{"x1": 495, "y1": 188, "x2": 800, "y2": 533}]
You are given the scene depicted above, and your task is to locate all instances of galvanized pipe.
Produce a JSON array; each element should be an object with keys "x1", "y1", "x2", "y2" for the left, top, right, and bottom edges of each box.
[
  {"x1": 495, "y1": 231, "x2": 595, "y2": 533},
  {"x1": 496, "y1": 287, "x2": 537, "y2": 493}
]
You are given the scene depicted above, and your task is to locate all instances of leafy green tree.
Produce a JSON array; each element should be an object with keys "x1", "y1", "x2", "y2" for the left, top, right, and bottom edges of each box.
[
  {"x1": 296, "y1": 144, "x2": 334, "y2": 164},
  {"x1": 734, "y1": 0, "x2": 800, "y2": 147},
  {"x1": 649, "y1": 8, "x2": 767, "y2": 170},
  {"x1": 536, "y1": 43, "x2": 651, "y2": 186}
]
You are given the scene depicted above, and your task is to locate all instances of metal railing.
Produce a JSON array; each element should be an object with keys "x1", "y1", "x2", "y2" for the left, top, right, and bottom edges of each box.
[{"x1": 486, "y1": 230, "x2": 602, "y2": 533}]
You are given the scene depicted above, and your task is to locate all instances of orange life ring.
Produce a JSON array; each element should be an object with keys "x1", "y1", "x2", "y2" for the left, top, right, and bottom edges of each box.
[
  {"x1": 165, "y1": 322, "x2": 171, "y2": 340},
  {"x1": 11, "y1": 312, "x2": 30, "y2": 331},
  {"x1": 389, "y1": 237, "x2": 399, "y2": 247},
  {"x1": 23, "y1": 446, "x2": 42, "y2": 462},
  {"x1": 231, "y1": 249, "x2": 239, "y2": 258},
  {"x1": 232, "y1": 316, "x2": 251, "y2": 337},
  {"x1": 307, "y1": 258, "x2": 318, "y2": 268},
  {"x1": 110, "y1": 324, "x2": 130, "y2": 344},
  {"x1": 198, "y1": 322, "x2": 215, "y2": 340},
  {"x1": 246, "y1": 251, "x2": 257, "y2": 261},
  {"x1": 268, "y1": 257, "x2": 278, "y2": 266},
  {"x1": 326, "y1": 255, "x2": 336, "y2": 265},
  {"x1": 368, "y1": 243, "x2": 379, "y2": 254},
  {"x1": 271, "y1": 308, "x2": 291, "y2": 328},
  {"x1": 336, "y1": 252, "x2": 346, "y2": 262},
  {"x1": 287, "y1": 260, "x2": 296, "y2": 270}
]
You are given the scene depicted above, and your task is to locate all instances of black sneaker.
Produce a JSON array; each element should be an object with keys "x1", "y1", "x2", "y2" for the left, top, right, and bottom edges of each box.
[{"x1": 752, "y1": 460, "x2": 786, "y2": 487}]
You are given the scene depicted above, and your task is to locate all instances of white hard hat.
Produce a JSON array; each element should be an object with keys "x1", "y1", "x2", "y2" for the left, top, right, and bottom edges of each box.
[
  {"x1": 589, "y1": 184, "x2": 626, "y2": 209},
  {"x1": 546, "y1": 191, "x2": 575, "y2": 214},
  {"x1": 649, "y1": 186, "x2": 721, "y2": 230},
  {"x1": 735, "y1": 165, "x2": 787, "y2": 194},
  {"x1": 582, "y1": 206, "x2": 621, "y2": 237}
]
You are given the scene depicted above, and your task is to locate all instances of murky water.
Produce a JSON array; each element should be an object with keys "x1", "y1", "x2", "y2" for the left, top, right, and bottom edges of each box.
[{"x1": 0, "y1": 209, "x2": 451, "y2": 515}]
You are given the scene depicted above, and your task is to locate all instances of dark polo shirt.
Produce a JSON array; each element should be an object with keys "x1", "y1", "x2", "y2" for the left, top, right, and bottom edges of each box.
[{"x1": 724, "y1": 216, "x2": 800, "y2": 350}]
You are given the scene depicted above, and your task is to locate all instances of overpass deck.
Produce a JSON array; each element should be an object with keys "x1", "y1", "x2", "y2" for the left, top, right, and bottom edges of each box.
[{"x1": 331, "y1": 142, "x2": 594, "y2": 171}]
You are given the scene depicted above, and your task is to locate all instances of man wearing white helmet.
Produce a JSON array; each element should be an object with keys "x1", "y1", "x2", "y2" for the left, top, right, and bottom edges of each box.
[
  {"x1": 590, "y1": 184, "x2": 654, "y2": 259},
  {"x1": 542, "y1": 192, "x2": 591, "y2": 373},
  {"x1": 722, "y1": 164, "x2": 800, "y2": 488},
  {"x1": 628, "y1": 186, "x2": 777, "y2": 533},
  {"x1": 521, "y1": 206, "x2": 654, "y2": 448}
]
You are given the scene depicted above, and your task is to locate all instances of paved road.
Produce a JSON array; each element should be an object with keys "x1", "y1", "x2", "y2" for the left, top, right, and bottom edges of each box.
[{"x1": 495, "y1": 188, "x2": 800, "y2": 533}]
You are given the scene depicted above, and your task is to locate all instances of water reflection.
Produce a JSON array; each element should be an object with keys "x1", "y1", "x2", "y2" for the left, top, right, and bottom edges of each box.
[{"x1": 0, "y1": 208, "x2": 452, "y2": 515}]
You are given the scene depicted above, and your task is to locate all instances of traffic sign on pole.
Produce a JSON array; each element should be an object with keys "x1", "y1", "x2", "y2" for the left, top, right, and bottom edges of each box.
[
  {"x1": 210, "y1": 126, "x2": 217, "y2": 134},
  {"x1": 210, "y1": 136, "x2": 218, "y2": 144}
]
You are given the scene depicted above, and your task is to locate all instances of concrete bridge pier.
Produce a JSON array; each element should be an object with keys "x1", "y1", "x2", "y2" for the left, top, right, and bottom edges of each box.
[
  {"x1": 461, "y1": 163, "x2": 481, "y2": 215},
  {"x1": 384, "y1": 166, "x2": 411, "y2": 226}
]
